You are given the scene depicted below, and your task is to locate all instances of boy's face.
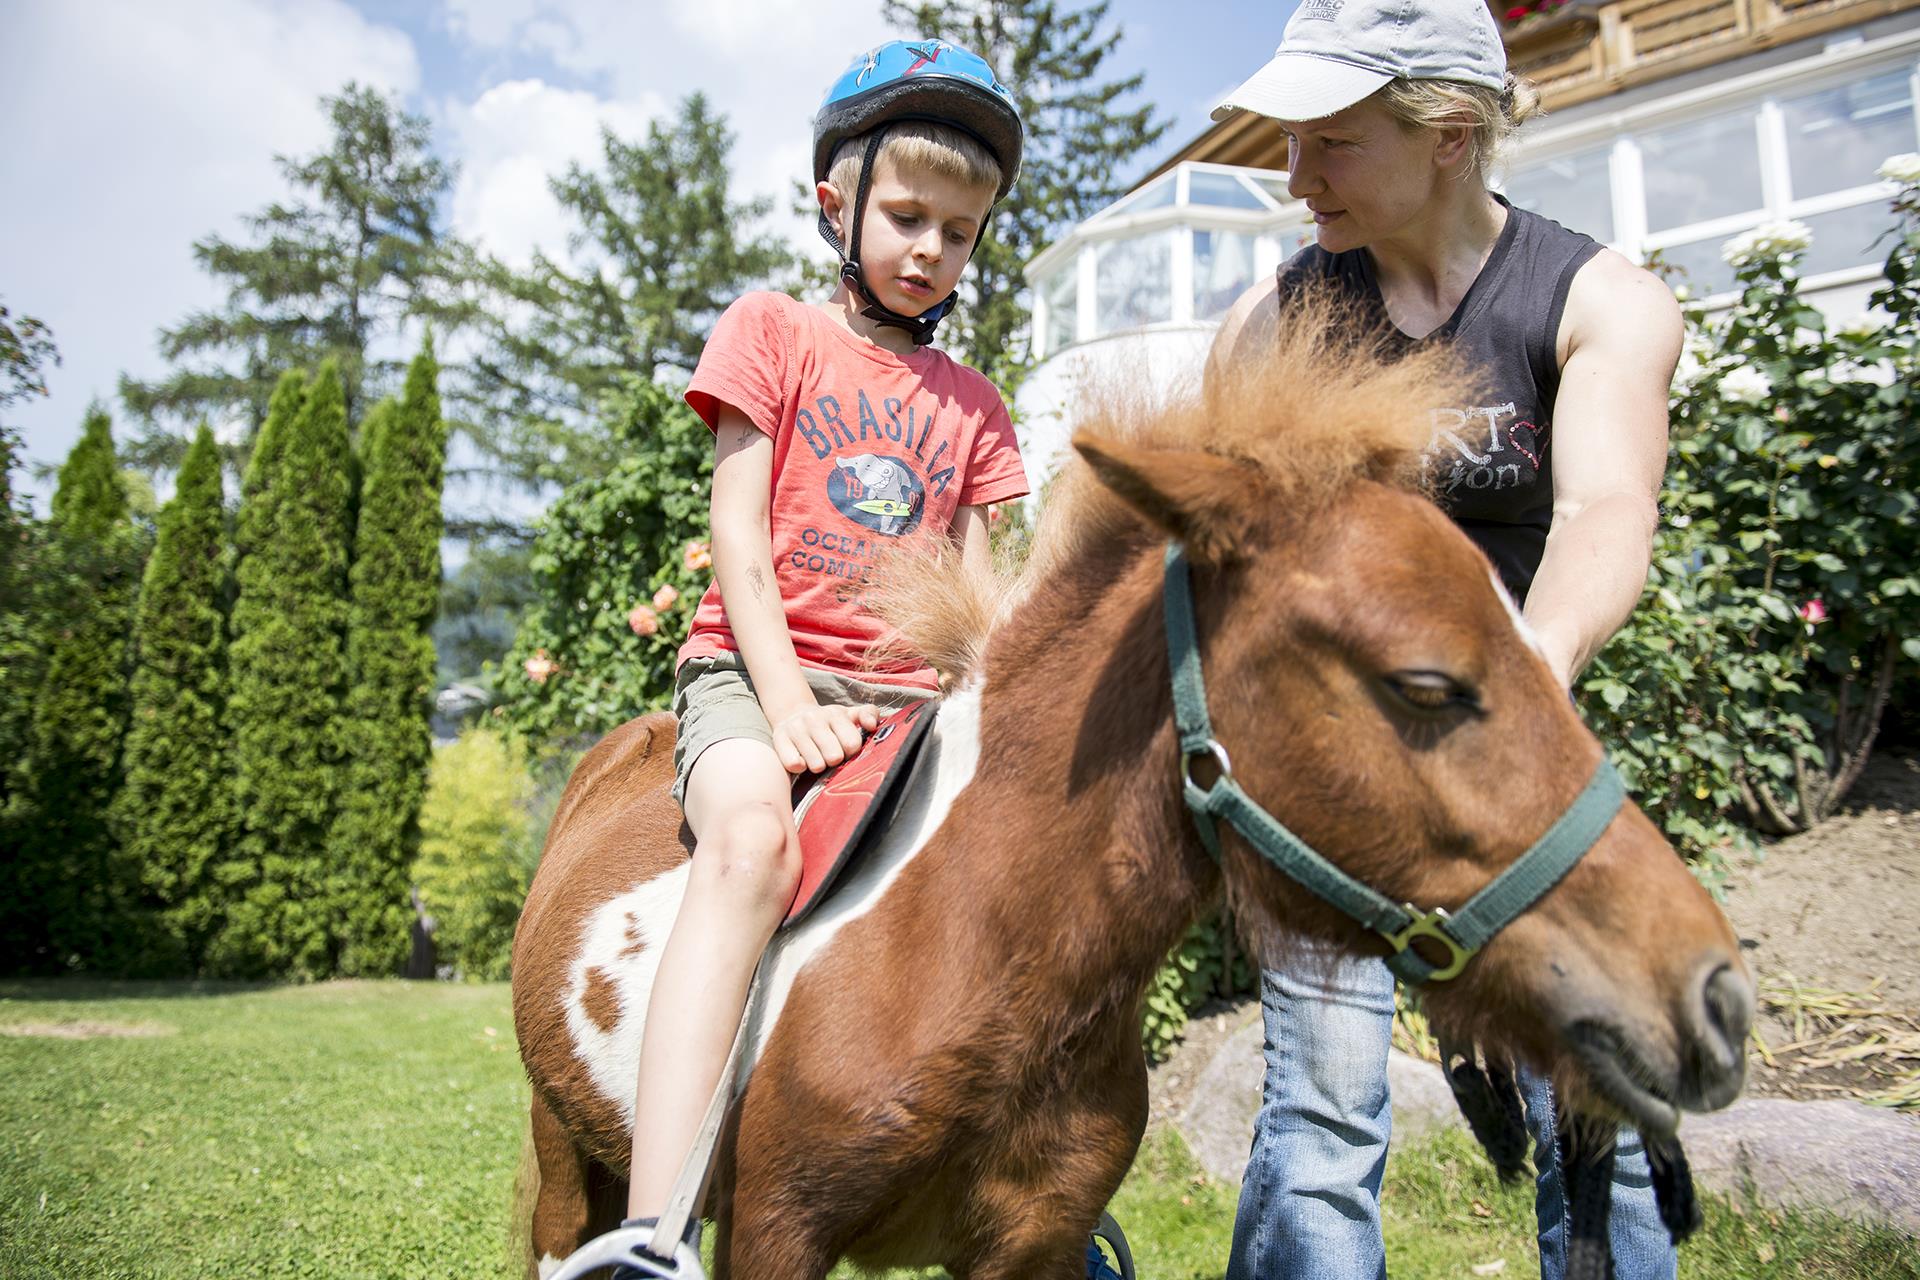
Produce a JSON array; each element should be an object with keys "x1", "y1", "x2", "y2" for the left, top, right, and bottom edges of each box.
[{"x1": 820, "y1": 154, "x2": 995, "y2": 317}]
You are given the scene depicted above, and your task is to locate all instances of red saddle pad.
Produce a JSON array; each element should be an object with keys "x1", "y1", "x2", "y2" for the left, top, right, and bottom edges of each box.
[{"x1": 782, "y1": 700, "x2": 937, "y2": 928}]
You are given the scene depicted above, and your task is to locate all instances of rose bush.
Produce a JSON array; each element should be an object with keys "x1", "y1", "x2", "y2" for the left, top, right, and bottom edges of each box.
[
  {"x1": 498, "y1": 376, "x2": 714, "y2": 741},
  {"x1": 1581, "y1": 172, "x2": 1920, "y2": 864}
]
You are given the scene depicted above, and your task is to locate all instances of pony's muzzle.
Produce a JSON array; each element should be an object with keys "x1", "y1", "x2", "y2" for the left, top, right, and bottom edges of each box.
[{"x1": 1679, "y1": 959, "x2": 1753, "y2": 1111}]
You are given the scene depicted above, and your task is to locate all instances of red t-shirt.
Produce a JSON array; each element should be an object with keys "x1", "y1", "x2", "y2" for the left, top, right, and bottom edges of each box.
[{"x1": 679, "y1": 291, "x2": 1029, "y2": 691}]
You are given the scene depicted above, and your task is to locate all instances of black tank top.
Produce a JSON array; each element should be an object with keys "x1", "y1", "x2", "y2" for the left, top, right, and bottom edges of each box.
[{"x1": 1275, "y1": 198, "x2": 1601, "y2": 602}]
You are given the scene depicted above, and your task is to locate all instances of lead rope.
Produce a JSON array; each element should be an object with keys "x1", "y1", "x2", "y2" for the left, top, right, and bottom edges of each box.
[
  {"x1": 1439, "y1": 1037, "x2": 1529, "y2": 1184},
  {"x1": 1559, "y1": 1123, "x2": 1618, "y2": 1280},
  {"x1": 1646, "y1": 1135, "x2": 1702, "y2": 1245},
  {"x1": 1445, "y1": 1034, "x2": 1702, "y2": 1275}
]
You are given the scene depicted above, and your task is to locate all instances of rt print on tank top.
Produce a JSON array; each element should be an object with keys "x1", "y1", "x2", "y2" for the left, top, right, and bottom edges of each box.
[{"x1": 1426, "y1": 401, "x2": 1546, "y2": 510}]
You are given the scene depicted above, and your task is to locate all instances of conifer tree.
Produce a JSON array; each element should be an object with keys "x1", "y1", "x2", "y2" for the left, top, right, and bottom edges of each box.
[
  {"x1": 332, "y1": 338, "x2": 446, "y2": 976},
  {"x1": 0, "y1": 303, "x2": 58, "y2": 835},
  {"x1": 119, "y1": 425, "x2": 232, "y2": 971},
  {"x1": 882, "y1": 0, "x2": 1170, "y2": 391},
  {"x1": 120, "y1": 85, "x2": 448, "y2": 471},
  {"x1": 3, "y1": 409, "x2": 141, "y2": 971},
  {"x1": 213, "y1": 364, "x2": 353, "y2": 978},
  {"x1": 442, "y1": 94, "x2": 794, "y2": 490}
]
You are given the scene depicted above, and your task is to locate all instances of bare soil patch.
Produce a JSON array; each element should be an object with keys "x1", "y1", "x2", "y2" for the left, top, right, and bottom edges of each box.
[
  {"x1": 0, "y1": 1019, "x2": 175, "y2": 1039},
  {"x1": 1717, "y1": 750, "x2": 1920, "y2": 1107},
  {"x1": 1153, "y1": 752, "x2": 1920, "y2": 1115}
]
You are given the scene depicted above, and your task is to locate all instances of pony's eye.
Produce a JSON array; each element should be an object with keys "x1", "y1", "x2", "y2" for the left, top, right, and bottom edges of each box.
[{"x1": 1385, "y1": 671, "x2": 1479, "y2": 714}]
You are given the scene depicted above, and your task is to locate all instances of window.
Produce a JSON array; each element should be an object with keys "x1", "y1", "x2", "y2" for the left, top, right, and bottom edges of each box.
[
  {"x1": 1505, "y1": 146, "x2": 1614, "y2": 243},
  {"x1": 1102, "y1": 172, "x2": 1177, "y2": 218},
  {"x1": 1798, "y1": 202, "x2": 1898, "y2": 278},
  {"x1": 1194, "y1": 230, "x2": 1258, "y2": 320},
  {"x1": 1783, "y1": 71, "x2": 1918, "y2": 200},
  {"x1": 1640, "y1": 111, "x2": 1764, "y2": 233},
  {"x1": 1651, "y1": 236, "x2": 1737, "y2": 298},
  {"x1": 1187, "y1": 171, "x2": 1270, "y2": 211},
  {"x1": 1042, "y1": 266, "x2": 1078, "y2": 355},
  {"x1": 1096, "y1": 232, "x2": 1173, "y2": 332}
]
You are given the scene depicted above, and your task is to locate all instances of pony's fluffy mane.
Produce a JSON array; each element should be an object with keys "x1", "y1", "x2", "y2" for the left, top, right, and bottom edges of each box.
[{"x1": 869, "y1": 288, "x2": 1469, "y2": 689}]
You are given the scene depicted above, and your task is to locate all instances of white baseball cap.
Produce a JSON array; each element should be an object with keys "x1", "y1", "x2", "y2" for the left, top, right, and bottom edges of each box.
[{"x1": 1213, "y1": 0, "x2": 1508, "y2": 124}]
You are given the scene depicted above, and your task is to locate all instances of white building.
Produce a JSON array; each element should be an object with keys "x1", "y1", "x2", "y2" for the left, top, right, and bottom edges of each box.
[{"x1": 1017, "y1": 0, "x2": 1920, "y2": 485}]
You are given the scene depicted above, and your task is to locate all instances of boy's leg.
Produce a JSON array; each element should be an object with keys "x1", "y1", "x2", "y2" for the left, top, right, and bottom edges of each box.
[
  {"x1": 627, "y1": 736, "x2": 800, "y2": 1219},
  {"x1": 1521, "y1": 1069, "x2": 1677, "y2": 1280},
  {"x1": 1225, "y1": 947, "x2": 1395, "y2": 1280}
]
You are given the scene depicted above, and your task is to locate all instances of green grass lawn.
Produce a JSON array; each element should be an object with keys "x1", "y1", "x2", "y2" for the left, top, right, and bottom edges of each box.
[{"x1": 1, "y1": 980, "x2": 1913, "y2": 1279}]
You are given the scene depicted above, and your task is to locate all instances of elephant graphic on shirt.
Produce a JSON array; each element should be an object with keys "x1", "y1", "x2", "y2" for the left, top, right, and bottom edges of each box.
[{"x1": 832, "y1": 453, "x2": 923, "y2": 536}]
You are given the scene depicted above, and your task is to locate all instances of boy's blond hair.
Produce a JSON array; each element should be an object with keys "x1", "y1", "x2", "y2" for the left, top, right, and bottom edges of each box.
[{"x1": 827, "y1": 120, "x2": 1002, "y2": 204}]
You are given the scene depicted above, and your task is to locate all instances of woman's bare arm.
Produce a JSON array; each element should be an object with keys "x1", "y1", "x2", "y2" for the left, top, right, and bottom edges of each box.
[{"x1": 1525, "y1": 252, "x2": 1683, "y2": 687}]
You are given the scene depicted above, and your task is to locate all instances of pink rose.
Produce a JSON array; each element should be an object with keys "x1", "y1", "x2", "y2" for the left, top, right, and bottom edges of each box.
[
  {"x1": 651, "y1": 583, "x2": 679, "y2": 611},
  {"x1": 1797, "y1": 598, "x2": 1827, "y2": 624},
  {"x1": 683, "y1": 540, "x2": 712, "y2": 572},
  {"x1": 524, "y1": 650, "x2": 556, "y2": 684},
  {"x1": 628, "y1": 605, "x2": 660, "y2": 637}
]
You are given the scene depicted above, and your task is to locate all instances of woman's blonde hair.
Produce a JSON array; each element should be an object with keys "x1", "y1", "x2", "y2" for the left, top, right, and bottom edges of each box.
[
  {"x1": 827, "y1": 121, "x2": 1002, "y2": 204},
  {"x1": 1376, "y1": 73, "x2": 1542, "y2": 178}
]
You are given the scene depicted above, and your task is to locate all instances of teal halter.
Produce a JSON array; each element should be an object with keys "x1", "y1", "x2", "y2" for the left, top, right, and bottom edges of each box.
[{"x1": 1162, "y1": 543, "x2": 1626, "y2": 985}]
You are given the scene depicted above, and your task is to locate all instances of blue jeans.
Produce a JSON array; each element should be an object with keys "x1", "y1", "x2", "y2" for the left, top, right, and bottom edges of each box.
[{"x1": 1225, "y1": 951, "x2": 1676, "y2": 1280}]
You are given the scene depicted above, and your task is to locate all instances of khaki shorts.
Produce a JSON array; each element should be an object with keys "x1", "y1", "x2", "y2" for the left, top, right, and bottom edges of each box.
[{"x1": 669, "y1": 654, "x2": 934, "y2": 805}]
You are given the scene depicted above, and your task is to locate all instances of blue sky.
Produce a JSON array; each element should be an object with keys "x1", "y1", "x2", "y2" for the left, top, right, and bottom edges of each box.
[{"x1": 2, "y1": 0, "x2": 1296, "y2": 511}]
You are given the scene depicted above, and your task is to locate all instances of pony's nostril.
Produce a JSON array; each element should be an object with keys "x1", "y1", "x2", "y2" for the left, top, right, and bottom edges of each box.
[{"x1": 1700, "y1": 963, "x2": 1754, "y2": 1063}]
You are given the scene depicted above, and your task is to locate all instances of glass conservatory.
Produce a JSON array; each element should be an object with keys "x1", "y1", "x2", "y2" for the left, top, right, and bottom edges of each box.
[{"x1": 1026, "y1": 162, "x2": 1317, "y2": 362}]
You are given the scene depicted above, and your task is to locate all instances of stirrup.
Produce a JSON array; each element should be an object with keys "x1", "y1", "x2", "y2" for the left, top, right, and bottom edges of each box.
[
  {"x1": 1090, "y1": 1209, "x2": 1136, "y2": 1280},
  {"x1": 541, "y1": 1222, "x2": 705, "y2": 1280}
]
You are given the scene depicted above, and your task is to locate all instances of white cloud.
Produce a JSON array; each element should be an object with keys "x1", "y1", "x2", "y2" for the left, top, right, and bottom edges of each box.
[
  {"x1": 439, "y1": 0, "x2": 892, "y2": 247},
  {"x1": 444, "y1": 79, "x2": 666, "y2": 269},
  {"x1": 1, "y1": 0, "x2": 420, "y2": 490}
]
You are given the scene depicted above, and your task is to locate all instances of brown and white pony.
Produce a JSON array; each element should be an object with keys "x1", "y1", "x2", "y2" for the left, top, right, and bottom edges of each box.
[{"x1": 510, "y1": 318, "x2": 1751, "y2": 1279}]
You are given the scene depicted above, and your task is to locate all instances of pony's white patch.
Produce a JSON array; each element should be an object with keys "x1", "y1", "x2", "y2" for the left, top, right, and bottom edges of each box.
[
  {"x1": 537, "y1": 1254, "x2": 563, "y2": 1279},
  {"x1": 562, "y1": 683, "x2": 985, "y2": 1130},
  {"x1": 562, "y1": 862, "x2": 688, "y2": 1131},
  {"x1": 1489, "y1": 569, "x2": 1544, "y2": 656}
]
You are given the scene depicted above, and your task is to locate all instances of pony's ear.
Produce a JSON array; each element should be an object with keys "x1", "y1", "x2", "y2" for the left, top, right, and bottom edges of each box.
[{"x1": 1072, "y1": 434, "x2": 1262, "y2": 562}]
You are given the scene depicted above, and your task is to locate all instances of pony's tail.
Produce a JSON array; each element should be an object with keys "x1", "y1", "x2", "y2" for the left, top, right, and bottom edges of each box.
[{"x1": 507, "y1": 1117, "x2": 540, "y2": 1280}]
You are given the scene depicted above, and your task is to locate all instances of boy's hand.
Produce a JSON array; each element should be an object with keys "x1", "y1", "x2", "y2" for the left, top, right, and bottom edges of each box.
[{"x1": 770, "y1": 702, "x2": 882, "y2": 775}]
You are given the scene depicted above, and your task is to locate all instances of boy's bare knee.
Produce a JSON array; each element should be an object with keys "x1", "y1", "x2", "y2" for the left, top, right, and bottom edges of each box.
[{"x1": 695, "y1": 804, "x2": 800, "y2": 913}]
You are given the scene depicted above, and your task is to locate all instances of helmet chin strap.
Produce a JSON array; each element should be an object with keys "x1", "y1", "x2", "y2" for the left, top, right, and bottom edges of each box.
[{"x1": 816, "y1": 128, "x2": 964, "y2": 347}]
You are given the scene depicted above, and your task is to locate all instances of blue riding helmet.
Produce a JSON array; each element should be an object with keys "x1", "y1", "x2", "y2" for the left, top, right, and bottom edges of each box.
[
  {"x1": 814, "y1": 38, "x2": 1023, "y2": 199},
  {"x1": 812, "y1": 38, "x2": 1025, "y2": 345}
]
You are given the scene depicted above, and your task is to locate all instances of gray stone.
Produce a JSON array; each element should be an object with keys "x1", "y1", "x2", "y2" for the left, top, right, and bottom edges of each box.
[
  {"x1": 1681, "y1": 1096, "x2": 1920, "y2": 1236},
  {"x1": 1173, "y1": 1018, "x2": 1920, "y2": 1237},
  {"x1": 1177, "y1": 1016, "x2": 1465, "y2": 1187}
]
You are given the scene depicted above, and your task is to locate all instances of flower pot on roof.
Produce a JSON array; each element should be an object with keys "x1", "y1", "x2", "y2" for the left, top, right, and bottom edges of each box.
[{"x1": 1500, "y1": 0, "x2": 1601, "y2": 43}]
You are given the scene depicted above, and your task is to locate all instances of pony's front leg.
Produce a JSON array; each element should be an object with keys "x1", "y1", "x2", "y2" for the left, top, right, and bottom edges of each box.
[
  {"x1": 712, "y1": 1155, "x2": 835, "y2": 1280},
  {"x1": 958, "y1": 1233, "x2": 1091, "y2": 1280},
  {"x1": 711, "y1": 1205, "x2": 835, "y2": 1280}
]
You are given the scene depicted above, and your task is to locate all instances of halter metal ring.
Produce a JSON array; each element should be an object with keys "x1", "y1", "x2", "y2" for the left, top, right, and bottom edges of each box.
[
  {"x1": 1180, "y1": 739, "x2": 1234, "y2": 801},
  {"x1": 1383, "y1": 905, "x2": 1478, "y2": 982}
]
